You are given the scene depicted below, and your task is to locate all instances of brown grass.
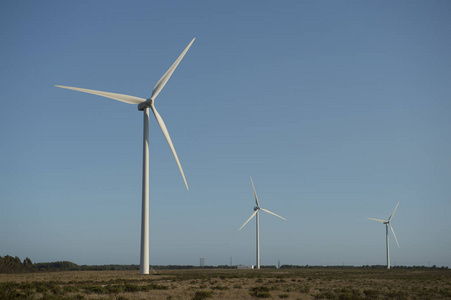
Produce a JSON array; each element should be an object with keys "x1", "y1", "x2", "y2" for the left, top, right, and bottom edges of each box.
[{"x1": 0, "y1": 268, "x2": 450, "y2": 299}]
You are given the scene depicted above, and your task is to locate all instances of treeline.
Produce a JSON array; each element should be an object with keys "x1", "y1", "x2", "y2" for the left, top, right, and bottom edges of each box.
[
  {"x1": 1, "y1": 255, "x2": 448, "y2": 273},
  {"x1": 35, "y1": 264, "x2": 238, "y2": 271},
  {"x1": 0, "y1": 255, "x2": 33, "y2": 273},
  {"x1": 152, "y1": 265, "x2": 236, "y2": 270},
  {"x1": 280, "y1": 264, "x2": 449, "y2": 270},
  {"x1": 34, "y1": 262, "x2": 140, "y2": 272},
  {"x1": 0, "y1": 255, "x2": 140, "y2": 273}
]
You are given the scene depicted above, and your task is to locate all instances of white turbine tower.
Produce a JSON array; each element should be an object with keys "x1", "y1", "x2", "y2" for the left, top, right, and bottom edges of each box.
[
  {"x1": 239, "y1": 177, "x2": 286, "y2": 269},
  {"x1": 368, "y1": 202, "x2": 400, "y2": 270},
  {"x1": 55, "y1": 38, "x2": 195, "y2": 275}
]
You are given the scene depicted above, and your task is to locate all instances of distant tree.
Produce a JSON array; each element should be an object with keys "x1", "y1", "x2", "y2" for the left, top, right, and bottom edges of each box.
[
  {"x1": 23, "y1": 257, "x2": 32, "y2": 269},
  {"x1": 0, "y1": 255, "x2": 30, "y2": 273}
]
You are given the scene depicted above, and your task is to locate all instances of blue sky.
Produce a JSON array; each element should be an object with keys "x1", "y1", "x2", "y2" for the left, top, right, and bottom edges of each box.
[{"x1": 1, "y1": 1, "x2": 450, "y2": 267}]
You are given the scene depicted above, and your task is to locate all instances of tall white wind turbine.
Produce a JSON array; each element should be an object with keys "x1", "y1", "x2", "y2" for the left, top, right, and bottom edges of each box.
[
  {"x1": 239, "y1": 177, "x2": 286, "y2": 269},
  {"x1": 55, "y1": 38, "x2": 195, "y2": 275},
  {"x1": 368, "y1": 202, "x2": 400, "y2": 269}
]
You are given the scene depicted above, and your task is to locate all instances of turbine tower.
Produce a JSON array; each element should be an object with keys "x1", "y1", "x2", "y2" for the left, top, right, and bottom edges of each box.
[
  {"x1": 55, "y1": 38, "x2": 195, "y2": 274},
  {"x1": 239, "y1": 177, "x2": 286, "y2": 269},
  {"x1": 368, "y1": 202, "x2": 400, "y2": 269}
]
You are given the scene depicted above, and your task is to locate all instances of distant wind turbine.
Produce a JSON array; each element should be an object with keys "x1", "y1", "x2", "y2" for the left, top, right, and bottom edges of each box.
[
  {"x1": 56, "y1": 38, "x2": 195, "y2": 275},
  {"x1": 368, "y1": 202, "x2": 400, "y2": 269},
  {"x1": 239, "y1": 177, "x2": 286, "y2": 269}
]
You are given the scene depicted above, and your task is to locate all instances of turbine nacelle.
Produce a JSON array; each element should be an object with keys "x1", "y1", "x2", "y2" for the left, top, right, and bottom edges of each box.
[
  {"x1": 138, "y1": 98, "x2": 154, "y2": 111},
  {"x1": 254, "y1": 206, "x2": 259, "y2": 211}
]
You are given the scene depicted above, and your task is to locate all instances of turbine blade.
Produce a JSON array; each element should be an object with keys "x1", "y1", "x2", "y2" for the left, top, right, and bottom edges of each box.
[
  {"x1": 150, "y1": 38, "x2": 195, "y2": 101},
  {"x1": 388, "y1": 202, "x2": 400, "y2": 221},
  {"x1": 390, "y1": 224, "x2": 400, "y2": 248},
  {"x1": 55, "y1": 85, "x2": 146, "y2": 104},
  {"x1": 367, "y1": 217, "x2": 386, "y2": 223},
  {"x1": 150, "y1": 104, "x2": 188, "y2": 190},
  {"x1": 250, "y1": 176, "x2": 260, "y2": 207},
  {"x1": 239, "y1": 210, "x2": 258, "y2": 230},
  {"x1": 260, "y1": 208, "x2": 287, "y2": 220}
]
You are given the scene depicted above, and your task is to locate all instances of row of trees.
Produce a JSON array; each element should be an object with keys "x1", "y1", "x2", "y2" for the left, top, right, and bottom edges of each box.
[
  {"x1": 280, "y1": 264, "x2": 449, "y2": 270},
  {"x1": 1, "y1": 255, "x2": 448, "y2": 273},
  {"x1": 34, "y1": 262, "x2": 140, "y2": 272},
  {"x1": 0, "y1": 255, "x2": 142, "y2": 273},
  {"x1": 0, "y1": 255, "x2": 33, "y2": 273}
]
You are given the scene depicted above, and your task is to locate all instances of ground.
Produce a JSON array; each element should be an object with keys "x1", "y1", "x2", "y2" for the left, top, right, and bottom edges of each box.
[{"x1": 1, "y1": 268, "x2": 450, "y2": 299}]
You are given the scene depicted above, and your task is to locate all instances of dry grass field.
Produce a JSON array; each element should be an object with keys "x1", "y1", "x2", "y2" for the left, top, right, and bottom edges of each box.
[{"x1": 1, "y1": 268, "x2": 450, "y2": 299}]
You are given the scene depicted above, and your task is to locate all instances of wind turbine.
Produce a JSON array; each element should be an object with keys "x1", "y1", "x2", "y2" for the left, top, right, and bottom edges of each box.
[
  {"x1": 55, "y1": 38, "x2": 195, "y2": 275},
  {"x1": 368, "y1": 202, "x2": 400, "y2": 269},
  {"x1": 239, "y1": 177, "x2": 286, "y2": 269}
]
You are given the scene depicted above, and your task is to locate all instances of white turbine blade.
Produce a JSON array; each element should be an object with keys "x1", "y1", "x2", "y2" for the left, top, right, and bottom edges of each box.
[
  {"x1": 388, "y1": 202, "x2": 400, "y2": 221},
  {"x1": 250, "y1": 176, "x2": 260, "y2": 207},
  {"x1": 260, "y1": 208, "x2": 287, "y2": 221},
  {"x1": 239, "y1": 210, "x2": 258, "y2": 230},
  {"x1": 150, "y1": 38, "x2": 195, "y2": 101},
  {"x1": 150, "y1": 104, "x2": 188, "y2": 190},
  {"x1": 389, "y1": 224, "x2": 400, "y2": 248},
  {"x1": 55, "y1": 85, "x2": 146, "y2": 104},
  {"x1": 367, "y1": 217, "x2": 386, "y2": 223}
]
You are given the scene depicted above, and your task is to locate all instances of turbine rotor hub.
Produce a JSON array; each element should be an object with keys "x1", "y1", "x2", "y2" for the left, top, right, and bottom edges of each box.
[
  {"x1": 138, "y1": 98, "x2": 154, "y2": 111},
  {"x1": 254, "y1": 206, "x2": 259, "y2": 211}
]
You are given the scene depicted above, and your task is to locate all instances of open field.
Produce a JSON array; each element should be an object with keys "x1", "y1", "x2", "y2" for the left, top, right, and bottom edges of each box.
[{"x1": 1, "y1": 268, "x2": 450, "y2": 299}]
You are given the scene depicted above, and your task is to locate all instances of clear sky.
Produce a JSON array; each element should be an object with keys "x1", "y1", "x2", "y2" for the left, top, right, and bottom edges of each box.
[{"x1": 1, "y1": 1, "x2": 450, "y2": 267}]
